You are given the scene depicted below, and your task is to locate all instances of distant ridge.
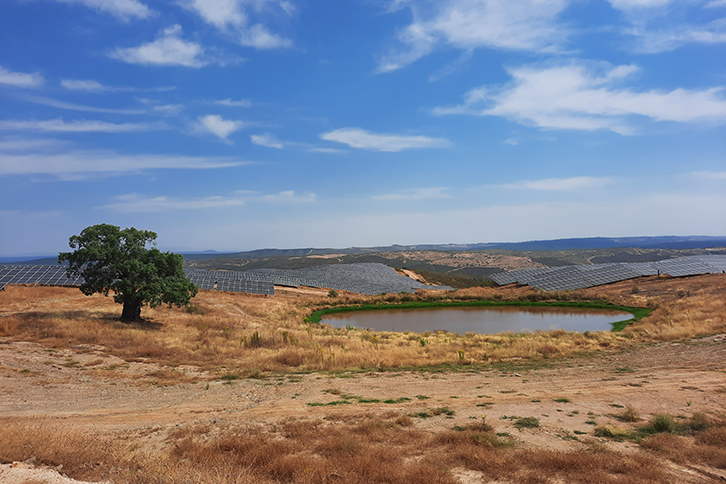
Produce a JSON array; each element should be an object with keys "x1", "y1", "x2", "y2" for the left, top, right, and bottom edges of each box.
[{"x1": 4, "y1": 235, "x2": 726, "y2": 265}]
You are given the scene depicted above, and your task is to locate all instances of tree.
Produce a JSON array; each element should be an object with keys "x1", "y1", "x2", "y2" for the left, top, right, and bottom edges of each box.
[{"x1": 58, "y1": 224, "x2": 198, "y2": 322}]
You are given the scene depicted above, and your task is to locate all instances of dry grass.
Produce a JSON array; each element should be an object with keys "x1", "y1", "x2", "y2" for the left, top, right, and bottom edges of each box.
[
  {"x1": 1, "y1": 274, "x2": 724, "y2": 377},
  {"x1": 0, "y1": 413, "x2": 700, "y2": 484}
]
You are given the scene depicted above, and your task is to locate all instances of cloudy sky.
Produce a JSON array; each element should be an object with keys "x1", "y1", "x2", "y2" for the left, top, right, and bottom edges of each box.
[{"x1": 1, "y1": 0, "x2": 724, "y2": 256}]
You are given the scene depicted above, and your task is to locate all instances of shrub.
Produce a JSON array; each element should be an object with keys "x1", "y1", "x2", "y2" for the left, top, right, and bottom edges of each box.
[
  {"x1": 616, "y1": 406, "x2": 640, "y2": 422},
  {"x1": 651, "y1": 414, "x2": 676, "y2": 433},
  {"x1": 514, "y1": 417, "x2": 540, "y2": 429}
]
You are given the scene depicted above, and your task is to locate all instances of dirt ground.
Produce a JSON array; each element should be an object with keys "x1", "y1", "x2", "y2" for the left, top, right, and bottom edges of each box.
[{"x1": 1, "y1": 279, "x2": 726, "y2": 483}]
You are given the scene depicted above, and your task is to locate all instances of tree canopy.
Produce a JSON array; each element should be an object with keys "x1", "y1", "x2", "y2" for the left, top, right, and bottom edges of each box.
[{"x1": 58, "y1": 224, "x2": 198, "y2": 322}]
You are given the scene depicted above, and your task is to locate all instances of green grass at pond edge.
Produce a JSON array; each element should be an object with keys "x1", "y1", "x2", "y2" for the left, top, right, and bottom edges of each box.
[{"x1": 305, "y1": 300, "x2": 651, "y2": 332}]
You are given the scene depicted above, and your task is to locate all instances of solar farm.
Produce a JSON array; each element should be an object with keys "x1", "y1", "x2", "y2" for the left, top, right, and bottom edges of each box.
[
  {"x1": 0, "y1": 262, "x2": 451, "y2": 296},
  {"x1": 490, "y1": 255, "x2": 726, "y2": 291}
]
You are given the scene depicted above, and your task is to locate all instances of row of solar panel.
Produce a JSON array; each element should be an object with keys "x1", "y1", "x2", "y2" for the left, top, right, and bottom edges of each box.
[
  {"x1": 0, "y1": 265, "x2": 274, "y2": 296},
  {"x1": 490, "y1": 255, "x2": 726, "y2": 291},
  {"x1": 185, "y1": 263, "x2": 451, "y2": 295},
  {"x1": 0, "y1": 262, "x2": 447, "y2": 296}
]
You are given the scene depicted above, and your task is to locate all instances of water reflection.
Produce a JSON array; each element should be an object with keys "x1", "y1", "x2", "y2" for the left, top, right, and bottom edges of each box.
[{"x1": 323, "y1": 306, "x2": 632, "y2": 334}]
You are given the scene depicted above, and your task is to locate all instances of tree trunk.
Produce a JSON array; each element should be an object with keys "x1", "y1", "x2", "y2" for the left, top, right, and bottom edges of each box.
[{"x1": 120, "y1": 299, "x2": 142, "y2": 322}]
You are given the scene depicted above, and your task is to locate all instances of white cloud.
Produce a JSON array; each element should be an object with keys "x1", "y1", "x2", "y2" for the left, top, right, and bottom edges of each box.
[
  {"x1": 320, "y1": 127, "x2": 450, "y2": 152},
  {"x1": 61, "y1": 79, "x2": 175, "y2": 92},
  {"x1": 373, "y1": 187, "x2": 451, "y2": 200},
  {"x1": 308, "y1": 147, "x2": 347, "y2": 154},
  {"x1": 109, "y1": 25, "x2": 207, "y2": 67},
  {"x1": 627, "y1": 20, "x2": 726, "y2": 53},
  {"x1": 181, "y1": 0, "x2": 293, "y2": 49},
  {"x1": 0, "y1": 66, "x2": 44, "y2": 88},
  {"x1": 605, "y1": 1, "x2": 726, "y2": 53},
  {"x1": 61, "y1": 79, "x2": 113, "y2": 92},
  {"x1": 433, "y1": 62, "x2": 726, "y2": 134},
  {"x1": 100, "y1": 193, "x2": 247, "y2": 212},
  {"x1": 501, "y1": 176, "x2": 613, "y2": 191},
  {"x1": 195, "y1": 115, "x2": 244, "y2": 142},
  {"x1": 259, "y1": 190, "x2": 316, "y2": 203},
  {"x1": 214, "y1": 98, "x2": 252, "y2": 107},
  {"x1": 22, "y1": 95, "x2": 146, "y2": 114},
  {"x1": 0, "y1": 151, "x2": 248, "y2": 178},
  {"x1": 0, "y1": 137, "x2": 70, "y2": 152},
  {"x1": 100, "y1": 189, "x2": 314, "y2": 212},
  {"x1": 377, "y1": 0, "x2": 569, "y2": 73},
  {"x1": 251, "y1": 132, "x2": 284, "y2": 148},
  {"x1": 503, "y1": 138, "x2": 518, "y2": 145},
  {"x1": 152, "y1": 104, "x2": 184, "y2": 116},
  {"x1": 0, "y1": 118, "x2": 165, "y2": 133},
  {"x1": 239, "y1": 24, "x2": 292, "y2": 49},
  {"x1": 50, "y1": 0, "x2": 154, "y2": 20},
  {"x1": 608, "y1": 0, "x2": 672, "y2": 10}
]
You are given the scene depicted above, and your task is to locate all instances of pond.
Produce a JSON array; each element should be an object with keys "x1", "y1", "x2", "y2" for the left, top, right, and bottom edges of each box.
[{"x1": 322, "y1": 306, "x2": 633, "y2": 334}]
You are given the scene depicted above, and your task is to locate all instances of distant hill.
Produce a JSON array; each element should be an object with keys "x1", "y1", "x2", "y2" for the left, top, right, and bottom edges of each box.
[{"x1": 5, "y1": 236, "x2": 726, "y2": 266}]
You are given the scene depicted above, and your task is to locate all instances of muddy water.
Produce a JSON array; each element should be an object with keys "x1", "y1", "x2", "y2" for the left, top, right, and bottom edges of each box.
[{"x1": 323, "y1": 306, "x2": 633, "y2": 334}]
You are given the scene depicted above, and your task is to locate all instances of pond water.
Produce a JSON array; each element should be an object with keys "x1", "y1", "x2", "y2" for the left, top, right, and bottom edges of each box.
[{"x1": 322, "y1": 306, "x2": 633, "y2": 334}]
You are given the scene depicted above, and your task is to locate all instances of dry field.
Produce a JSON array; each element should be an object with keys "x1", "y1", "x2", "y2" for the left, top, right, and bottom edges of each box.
[{"x1": 1, "y1": 273, "x2": 725, "y2": 483}]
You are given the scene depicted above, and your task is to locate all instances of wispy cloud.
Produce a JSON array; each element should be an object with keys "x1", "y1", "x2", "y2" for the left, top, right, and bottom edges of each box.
[
  {"x1": 691, "y1": 171, "x2": 726, "y2": 180},
  {"x1": 61, "y1": 79, "x2": 175, "y2": 92},
  {"x1": 109, "y1": 25, "x2": 208, "y2": 67},
  {"x1": 258, "y1": 190, "x2": 316, "y2": 203},
  {"x1": 251, "y1": 132, "x2": 284, "y2": 148},
  {"x1": 49, "y1": 0, "x2": 154, "y2": 21},
  {"x1": 433, "y1": 62, "x2": 726, "y2": 134},
  {"x1": 0, "y1": 66, "x2": 44, "y2": 88},
  {"x1": 22, "y1": 95, "x2": 146, "y2": 114},
  {"x1": 606, "y1": 0, "x2": 726, "y2": 53},
  {"x1": 625, "y1": 20, "x2": 726, "y2": 53},
  {"x1": 180, "y1": 0, "x2": 293, "y2": 49},
  {"x1": 377, "y1": 0, "x2": 569, "y2": 73},
  {"x1": 320, "y1": 127, "x2": 450, "y2": 152},
  {"x1": 214, "y1": 98, "x2": 252, "y2": 107},
  {"x1": 308, "y1": 147, "x2": 348, "y2": 154},
  {"x1": 0, "y1": 150, "x2": 248, "y2": 178},
  {"x1": 0, "y1": 118, "x2": 166, "y2": 133},
  {"x1": 152, "y1": 104, "x2": 184, "y2": 116},
  {"x1": 0, "y1": 137, "x2": 70, "y2": 152},
  {"x1": 100, "y1": 189, "x2": 314, "y2": 212},
  {"x1": 373, "y1": 187, "x2": 451, "y2": 200},
  {"x1": 100, "y1": 193, "x2": 247, "y2": 212},
  {"x1": 501, "y1": 176, "x2": 613, "y2": 191},
  {"x1": 194, "y1": 115, "x2": 245, "y2": 142}
]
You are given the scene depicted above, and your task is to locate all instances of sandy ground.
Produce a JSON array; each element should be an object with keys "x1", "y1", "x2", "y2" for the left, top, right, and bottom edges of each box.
[{"x1": 2, "y1": 333, "x2": 726, "y2": 482}]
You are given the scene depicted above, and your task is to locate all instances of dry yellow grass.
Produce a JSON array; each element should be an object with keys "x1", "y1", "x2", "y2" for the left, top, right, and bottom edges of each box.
[
  {"x1": 1, "y1": 273, "x2": 724, "y2": 377},
  {"x1": 2, "y1": 275, "x2": 725, "y2": 484},
  {"x1": 7, "y1": 413, "x2": 720, "y2": 484}
]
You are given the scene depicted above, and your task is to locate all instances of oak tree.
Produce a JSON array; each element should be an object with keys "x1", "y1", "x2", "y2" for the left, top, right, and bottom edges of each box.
[{"x1": 58, "y1": 224, "x2": 198, "y2": 322}]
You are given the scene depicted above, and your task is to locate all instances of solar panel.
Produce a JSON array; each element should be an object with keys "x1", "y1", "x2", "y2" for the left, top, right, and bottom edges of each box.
[{"x1": 490, "y1": 254, "x2": 726, "y2": 291}]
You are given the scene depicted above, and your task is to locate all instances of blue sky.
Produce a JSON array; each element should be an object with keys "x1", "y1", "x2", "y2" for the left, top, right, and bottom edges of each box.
[{"x1": 1, "y1": 0, "x2": 724, "y2": 256}]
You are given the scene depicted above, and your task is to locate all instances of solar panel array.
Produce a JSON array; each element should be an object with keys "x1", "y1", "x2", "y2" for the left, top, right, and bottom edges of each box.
[
  {"x1": 490, "y1": 255, "x2": 726, "y2": 291},
  {"x1": 183, "y1": 268, "x2": 274, "y2": 295},
  {"x1": 0, "y1": 265, "x2": 83, "y2": 289},
  {"x1": 1, "y1": 262, "x2": 449, "y2": 296},
  {"x1": 186, "y1": 263, "x2": 450, "y2": 295}
]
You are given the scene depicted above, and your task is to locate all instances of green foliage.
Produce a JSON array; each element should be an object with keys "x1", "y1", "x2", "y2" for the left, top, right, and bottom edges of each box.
[{"x1": 58, "y1": 224, "x2": 197, "y2": 322}]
